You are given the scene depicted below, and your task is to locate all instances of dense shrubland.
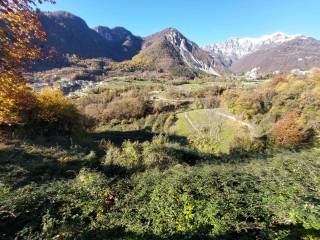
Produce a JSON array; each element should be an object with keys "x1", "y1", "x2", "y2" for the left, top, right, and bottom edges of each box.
[
  {"x1": 111, "y1": 55, "x2": 155, "y2": 72},
  {"x1": 103, "y1": 135, "x2": 192, "y2": 172},
  {"x1": 222, "y1": 71, "x2": 320, "y2": 149},
  {"x1": 77, "y1": 86, "x2": 153, "y2": 123},
  {"x1": 1, "y1": 139, "x2": 319, "y2": 239}
]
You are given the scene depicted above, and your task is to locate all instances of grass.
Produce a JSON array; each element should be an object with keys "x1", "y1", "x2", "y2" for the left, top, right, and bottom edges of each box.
[
  {"x1": 96, "y1": 76, "x2": 163, "y2": 89},
  {"x1": 172, "y1": 109, "x2": 250, "y2": 154},
  {"x1": 176, "y1": 81, "x2": 231, "y2": 91},
  {"x1": 176, "y1": 83, "x2": 210, "y2": 91}
]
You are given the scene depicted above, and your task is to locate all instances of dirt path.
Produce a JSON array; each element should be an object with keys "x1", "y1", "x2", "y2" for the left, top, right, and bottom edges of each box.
[
  {"x1": 153, "y1": 96, "x2": 253, "y2": 131},
  {"x1": 183, "y1": 109, "x2": 256, "y2": 137},
  {"x1": 213, "y1": 109, "x2": 255, "y2": 130},
  {"x1": 184, "y1": 112, "x2": 204, "y2": 137}
]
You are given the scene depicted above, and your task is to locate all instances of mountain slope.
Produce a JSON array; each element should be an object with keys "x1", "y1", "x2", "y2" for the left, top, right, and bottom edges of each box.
[
  {"x1": 38, "y1": 11, "x2": 113, "y2": 59},
  {"x1": 38, "y1": 11, "x2": 226, "y2": 75},
  {"x1": 204, "y1": 32, "x2": 302, "y2": 66},
  {"x1": 230, "y1": 37, "x2": 320, "y2": 74},
  {"x1": 38, "y1": 11, "x2": 142, "y2": 61},
  {"x1": 137, "y1": 28, "x2": 228, "y2": 75},
  {"x1": 94, "y1": 26, "x2": 143, "y2": 60}
]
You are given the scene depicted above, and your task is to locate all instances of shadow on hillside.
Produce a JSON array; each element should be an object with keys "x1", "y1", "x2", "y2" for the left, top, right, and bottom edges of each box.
[
  {"x1": 79, "y1": 223, "x2": 317, "y2": 240},
  {"x1": 0, "y1": 127, "x2": 271, "y2": 188},
  {"x1": 19, "y1": 129, "x2": 188, "y2": 154},
  {"x1": 0, "y1": 129, "x2": 192, "y2": 187},
  {"x1": 0, "y1": 146, "x2": 97, "y2": 188},
  {"x1": 90, "y1": 129, "x2": 156, "y2": 146},
  {"x1": 89, "y1": 128, "x2": 188, "y2": 146},
  {"x1": 86, "y1": 229, "x2": 218, "y2": 240},
  {"x1": 88, "y1": 128, "x2": 190, "y2": 157}
]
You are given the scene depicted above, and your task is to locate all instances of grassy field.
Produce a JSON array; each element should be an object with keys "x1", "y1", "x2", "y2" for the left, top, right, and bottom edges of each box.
[
  {"x1": 176, "y1": 82, "x2": 216, "y2": 91},
  {"x1": 172, "y1": 109, "x2": 251, "y2": 154}
]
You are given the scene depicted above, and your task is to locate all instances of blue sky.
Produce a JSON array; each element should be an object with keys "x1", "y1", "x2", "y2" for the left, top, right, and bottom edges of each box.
[{"x1": 39, "y1": 0, "x2": 320, "y2": 46}]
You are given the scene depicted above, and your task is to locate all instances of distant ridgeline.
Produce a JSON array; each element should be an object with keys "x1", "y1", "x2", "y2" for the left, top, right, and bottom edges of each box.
[{"x1": 32, "y1": 11, "x2": 320, "y2": 75}]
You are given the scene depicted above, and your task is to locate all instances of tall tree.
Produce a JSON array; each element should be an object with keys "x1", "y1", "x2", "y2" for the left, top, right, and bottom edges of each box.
[{"x1": 0, "y1": 0, "x2": 54, "y2": 124}]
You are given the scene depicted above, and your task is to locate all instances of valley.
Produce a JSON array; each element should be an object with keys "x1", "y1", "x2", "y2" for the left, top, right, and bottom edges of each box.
[{"x1": 1, "y1": 4, "x2": 320, "y2": 240}]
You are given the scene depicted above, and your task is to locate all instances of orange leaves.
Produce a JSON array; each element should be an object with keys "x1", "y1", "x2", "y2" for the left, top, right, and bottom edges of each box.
[
  {"x1": 0, "y1": 0, "x2": 53, "y2": 68},
  {"x1": 271, "y1": 112, "x2": 308, "y2": 148},
  {"x1": 0, "y1": 0, "x2": 53, "y2": 125}
]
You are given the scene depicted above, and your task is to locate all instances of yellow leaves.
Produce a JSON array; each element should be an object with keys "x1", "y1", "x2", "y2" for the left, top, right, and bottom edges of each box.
[
  {"x1": 311, "y1": 86, "x2": 320, "y2": 98},
  {"x1": 1, "y1": 84, "x2": 83, "y2": 136},
  {"x1": 36, "y1": 87, "x2": 74, "y2": 123},
  {"x1": 275, "y1": 81, "x2": 289, "y2": 92},
  {"x1": 0, "y1": 0, "x2": 53, "y2": 126},
  {"x1": 291, "y1": 79, "x2": 306, "y2": 89},
  {"x1": 0, "y1": 77, "x2": 37, "y2": 125},
  {"x1": 309, "y1": 69, "x2": 320, "y2": 83},
  {"x1": 113, "y1": 55, "x2": 153, "y2": 72}
]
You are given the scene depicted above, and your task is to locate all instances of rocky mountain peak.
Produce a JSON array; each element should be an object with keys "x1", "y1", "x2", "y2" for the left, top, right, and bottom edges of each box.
[
  {"x1": 139, "y1": 28, "x2": 228, "y2": 75},
  {"x1": 204, "y1": 32, "x2": 305, "y2": 66},
  {"x1": 230, "y1": 36, "x2": 320, "y2": 74}
]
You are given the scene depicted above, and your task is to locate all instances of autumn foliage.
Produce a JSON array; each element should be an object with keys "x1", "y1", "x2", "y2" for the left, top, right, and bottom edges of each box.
[
  {"x1": 31, "y1": 88, "x2": 85, "y2": 136},
  {"x1": 270, "y1": 75, "x2": 288, "y2": 86},
  {"x1": 271, "y1": 112, "x2": 308, "y2": 148},
  {"x1": 0, "y1": 0, "x2": 54, "y2": 125},
  {"x1": 0, "y1": 1, "x2": 83, "y2": 136}
]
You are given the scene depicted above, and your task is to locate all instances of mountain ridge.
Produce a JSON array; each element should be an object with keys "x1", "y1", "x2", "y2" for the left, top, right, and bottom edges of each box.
[
  {"x1": 37, "y1": 10, "x2": 320, "y2": 75},
  {"x1": 37, "y1": 12, "x2": 228, "y2": 75},
  {"x1": 137, "y1": 28, "x2": 228, "y2": 75},
  {"x1": 231, "y1": 37, "x2": 320, "y2": 74},
  {"x1": 204, "y1": 32, "x2": 305, "y2": 66},
  {"x1": 94, "y1": 26, "x2": 143, "y2": 60}
]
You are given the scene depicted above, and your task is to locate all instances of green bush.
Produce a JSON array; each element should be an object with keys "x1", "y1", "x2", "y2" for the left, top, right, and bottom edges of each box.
[
  {"x1": 113, "y1": 149, "x2": 320, "y2": 238},
  {"x1": 1, "y1": 146, "x2": 320, "y2": 239},
  {"x1": 0, "y1": 169, "x2": 112, "y2": 239},
  {"x1": 104, "y1": 140, "x2": 144, "y2": 171},
  {"x1": 142, "y1": 135, "x2": 180, "y2": 169},
  {"x1": 229, "y1": 136, "x2": 266, "y2": 156},
  {"x1": 103, "y1": 135, "x2": 187, "y2": 172},
  {"x1": 188, "y1": 136, "x2": 218, "y2": 155}
]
